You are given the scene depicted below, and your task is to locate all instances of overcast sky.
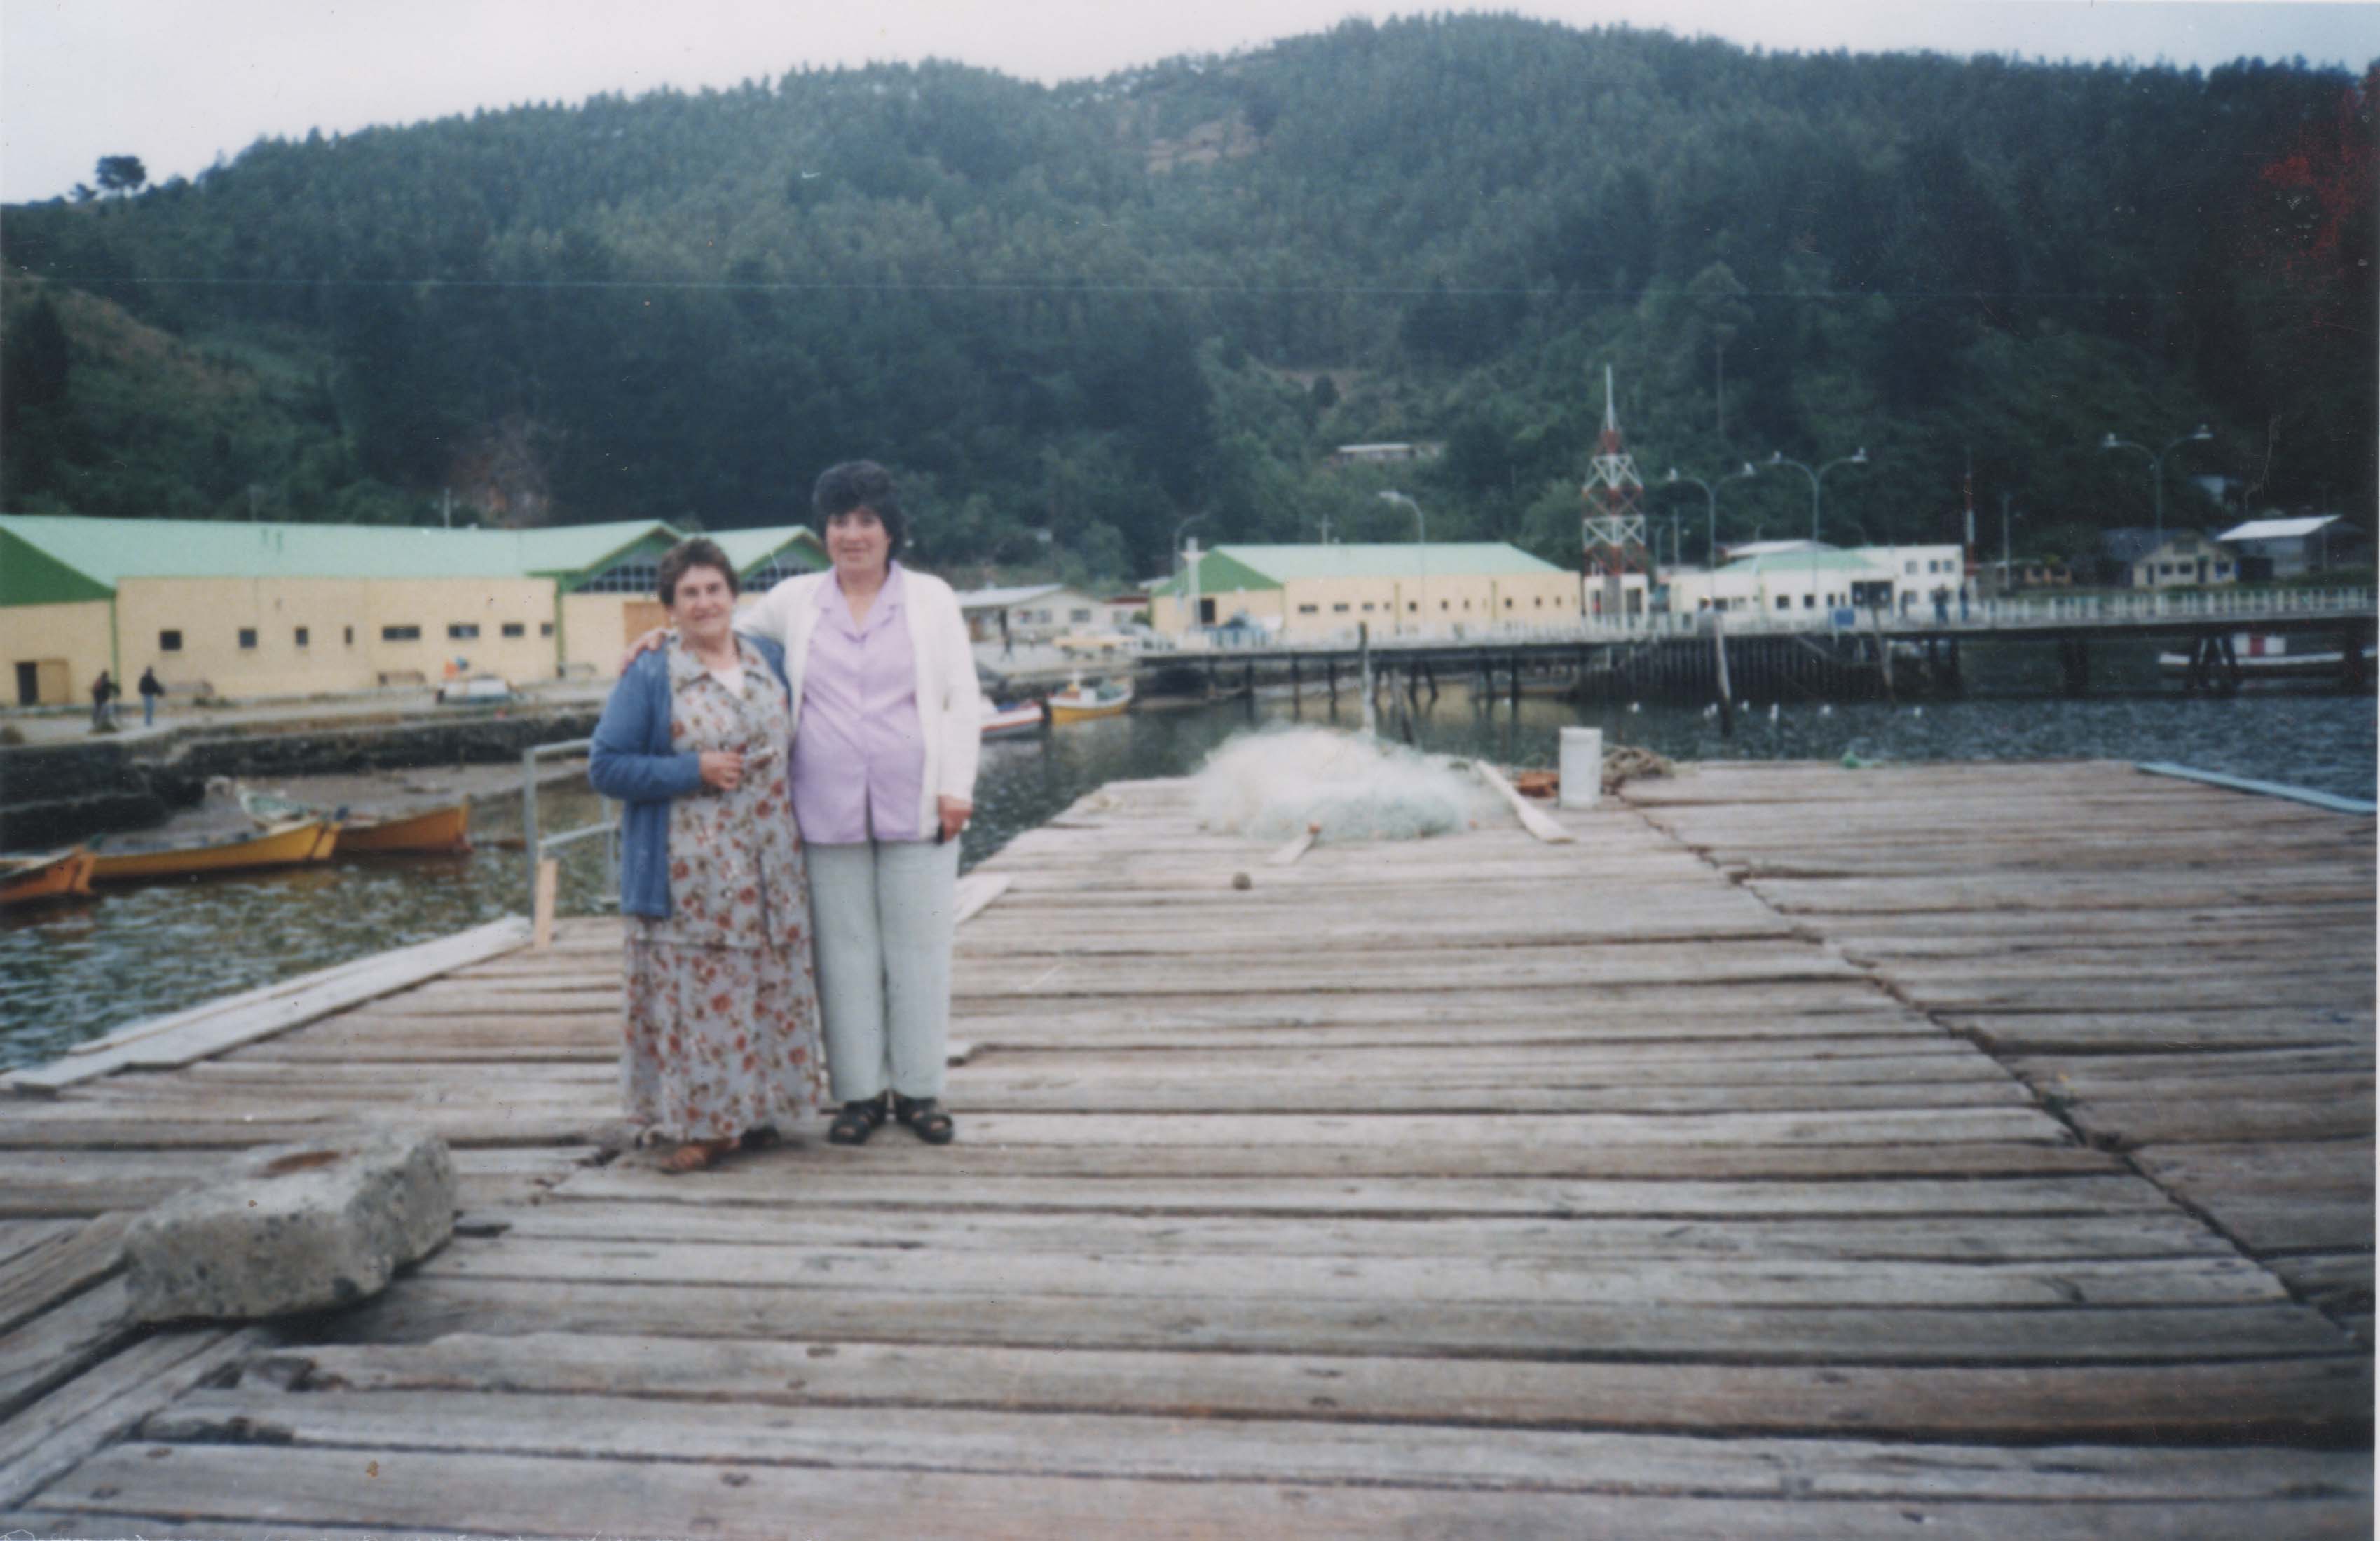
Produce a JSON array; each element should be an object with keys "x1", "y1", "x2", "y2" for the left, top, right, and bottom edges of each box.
[{"x1": 4, "y1": 1, "x2": 2376, "y2": 203}]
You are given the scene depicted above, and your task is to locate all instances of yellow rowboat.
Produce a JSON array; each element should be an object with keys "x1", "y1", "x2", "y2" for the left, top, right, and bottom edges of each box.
[
  {"x1": 239, "y1": 786, "x2": 472, "y2": 854},
  {"x1": 0, "y1": 846, "x2": 97, "y2": 908},
  {"x1": 1046, "y1": 678, "x2": 1133, "y2": 724},
  {"x1": 88, "y1": 819, "x2": 338, "y2": 884}
]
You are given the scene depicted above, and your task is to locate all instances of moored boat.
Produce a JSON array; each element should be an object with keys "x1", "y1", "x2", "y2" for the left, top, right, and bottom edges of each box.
[
  {"x1": 88, "y1": 819, "x2": 338, "y2": 884},
  {"x1": 1046, "y1": 676, "x2": 1133, "y2": 723},
  {"x1": 2158, "y1": 632, "x2": 2351, "y2": 683},
  {"x1": 0, "y1": 846, "x2": 97, "y2": 908},
  {"x1": 981, "y1": 699, "x2": 1046, "y2": 740},
  {"x1": 239, "y1": 786, "x2": 472, "y2": 854}
]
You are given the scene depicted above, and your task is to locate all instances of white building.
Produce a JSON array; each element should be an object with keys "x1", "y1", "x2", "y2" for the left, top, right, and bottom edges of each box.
[
  {"x1": 2216, "y1": 515, "x2": 2360, "y2": 579},
  {"x1": 952, "y1": 584, "x2": 1106, "y2": 643},
  {"x1": 1664, "y1": 543, "x2": 1967, "y2": 621}
]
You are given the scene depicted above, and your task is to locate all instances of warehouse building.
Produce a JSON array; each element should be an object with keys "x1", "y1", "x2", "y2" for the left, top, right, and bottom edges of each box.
[
  {"x1": 1146, "y1": 542, "x2": 1596, "y2": 640},
  {"x1": 0, "y1": 515, "x2": 823, "y2": 705}
]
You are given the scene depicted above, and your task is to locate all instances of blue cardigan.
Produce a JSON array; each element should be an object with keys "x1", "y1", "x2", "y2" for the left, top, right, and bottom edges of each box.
[{"x1": 587, "y1": 635, "x2": 790, "y2": 919}]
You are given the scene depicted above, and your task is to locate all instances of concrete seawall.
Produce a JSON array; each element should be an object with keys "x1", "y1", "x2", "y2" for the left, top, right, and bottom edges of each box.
[{"x1": 0, "y1": 708, "x2": 601, "y2": 849}]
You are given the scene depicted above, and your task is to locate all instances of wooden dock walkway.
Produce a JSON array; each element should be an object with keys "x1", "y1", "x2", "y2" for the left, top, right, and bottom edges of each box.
[{"x1": 1, "y1": 760, "x2": 2370, "y2": 1536}]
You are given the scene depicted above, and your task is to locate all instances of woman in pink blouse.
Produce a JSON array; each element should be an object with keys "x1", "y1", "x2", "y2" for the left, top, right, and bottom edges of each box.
[{"x1": 735, "y1": 463, "x2": 982, "y2": 1146}]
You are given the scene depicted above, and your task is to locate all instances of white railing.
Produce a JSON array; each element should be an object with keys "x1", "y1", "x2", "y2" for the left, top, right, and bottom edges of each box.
[{"x1": 1149, "y1": 587, "x2": 2373, "y2": 652}]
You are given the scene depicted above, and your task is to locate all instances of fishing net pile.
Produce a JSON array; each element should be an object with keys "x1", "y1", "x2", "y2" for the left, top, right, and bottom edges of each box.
[{"x1": 1193, "y1": 726, "x2": 1498, "y2": 843}]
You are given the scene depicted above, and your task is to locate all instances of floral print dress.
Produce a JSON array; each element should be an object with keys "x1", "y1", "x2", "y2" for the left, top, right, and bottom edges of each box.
[{"x1": 622, "y1": 637, "x2": 828, "y2": 1142}]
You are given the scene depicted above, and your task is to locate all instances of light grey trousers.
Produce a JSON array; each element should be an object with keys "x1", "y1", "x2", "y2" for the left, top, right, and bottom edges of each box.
[{"x1": 804, "y1": 837, "x2": 959, "y2": 1103}]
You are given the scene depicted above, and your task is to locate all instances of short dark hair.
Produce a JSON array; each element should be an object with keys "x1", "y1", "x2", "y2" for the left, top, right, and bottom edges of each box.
[
  {"x1": 656, "y1": 537, "x2": 739, "y2": 605},
  {"x1": 811, "y1": 460, "x2": 907, "y2": 562}
]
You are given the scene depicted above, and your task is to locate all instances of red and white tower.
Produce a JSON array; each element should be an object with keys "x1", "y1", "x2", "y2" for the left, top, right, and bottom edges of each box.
[{"x1": 1580, "y1": 365, "x2": 1650, "y2": 619}]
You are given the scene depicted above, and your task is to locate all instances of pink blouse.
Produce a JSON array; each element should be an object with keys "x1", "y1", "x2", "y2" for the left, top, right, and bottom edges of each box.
[{"x1": 788, "y1": 564, "x2": 926, "y2": 844}]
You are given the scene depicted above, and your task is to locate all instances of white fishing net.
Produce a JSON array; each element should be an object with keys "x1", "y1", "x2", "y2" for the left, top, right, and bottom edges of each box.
[{"x1": 1192, "y1": 726, "x2": 1498, "y2": 843}]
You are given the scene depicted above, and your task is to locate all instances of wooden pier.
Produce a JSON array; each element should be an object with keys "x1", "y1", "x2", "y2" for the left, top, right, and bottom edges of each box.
[{"x1": 1, "y1": 760, "x2": 2371, "y2": 1536}]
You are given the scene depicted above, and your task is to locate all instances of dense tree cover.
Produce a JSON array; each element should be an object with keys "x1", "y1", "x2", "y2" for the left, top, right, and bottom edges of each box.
[{"x1": 1, "y1": 18, "x2": 2370, "y2": 580}]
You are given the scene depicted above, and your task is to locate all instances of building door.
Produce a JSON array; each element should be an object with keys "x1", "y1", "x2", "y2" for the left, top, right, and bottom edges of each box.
[
  {"x1": 622, "y1": 601, "x2": 669, "y2": 644},
  {"x1": 1198, "y1": 598, "x2": 1216, "y2": 626},
  {"x1": 14, "y1": 662, "x2": 35, "y2": 706}
]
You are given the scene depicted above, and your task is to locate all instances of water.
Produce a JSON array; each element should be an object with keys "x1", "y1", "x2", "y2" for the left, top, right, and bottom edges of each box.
[{"x1": 4, "y1": 641, "x2": 2370, "y2": 1070}]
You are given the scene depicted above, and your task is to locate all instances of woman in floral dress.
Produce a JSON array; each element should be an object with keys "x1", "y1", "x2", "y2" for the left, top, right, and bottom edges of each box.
[{"x1": 590, "y1": 539, "x2": 829, "y2": 1172}]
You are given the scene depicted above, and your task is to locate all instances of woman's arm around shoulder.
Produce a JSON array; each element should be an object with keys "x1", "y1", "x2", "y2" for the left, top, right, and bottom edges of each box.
[{"x1": 588, "y1": 650, "x2": 703, "y2": 802}]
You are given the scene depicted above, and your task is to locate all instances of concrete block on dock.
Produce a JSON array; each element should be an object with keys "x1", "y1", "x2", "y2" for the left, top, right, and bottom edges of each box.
[{"x1": 123, "y1": 1126, "x2": 455, "y2": 1323}]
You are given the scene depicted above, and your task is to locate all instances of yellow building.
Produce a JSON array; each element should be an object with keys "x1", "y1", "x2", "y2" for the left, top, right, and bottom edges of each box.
[
  {"x1": 1, "y1": 516, "x2": 823, "y2": 705},
  {"x1": 1147, "y1": 542, "x2": 1582, "y2": 641}
]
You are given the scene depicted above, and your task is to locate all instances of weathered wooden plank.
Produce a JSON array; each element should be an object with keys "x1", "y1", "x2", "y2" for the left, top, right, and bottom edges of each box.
[
  {"x1": 144, "y1": 1383, "x2": 2376, "y2": 1494},
  {"x1": 0, "y1": 1326, "x2": 269, "y2": 1509},
  {"x1": 0, "y1": 1278, "x2": 130, "y2": 1424},
  {"x1": 0, "y1": 1215, "x2": 127, "y2": 1336},
  {"x1": 420, "y1": 1232, "x2": 2287, "y2": 1309},
  {"x1": 2133, "y1": 1142, "x2": 2376, "y2": 1256},
  {"x1": 292, "y1": 1330, "x2": 2374, "y2": 1449},
  {"x1": 38, "y1": 1440, "x2": 2376, "y2": 1541},
  {"x1": 336, "y1": 1275, "x2": 2352, "y2": 1365},
  {"x1": 3, "y1": 919, "x2": 532, "y2": 1094},
  {"x1": 492, "y1": 1202, "x2": 2242, "y2": 1263},
  {"x1": 547, "y1": 1167, "x2": 2158, "y2": 1214}
]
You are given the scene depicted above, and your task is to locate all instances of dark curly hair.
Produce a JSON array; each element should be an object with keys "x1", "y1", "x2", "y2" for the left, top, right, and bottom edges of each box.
[
  {"x1": 811, "y1": 460, "x2": 907, "y2": 563},
  {"x1": 655, "y1": 537, "x2": 739, "y2": 605}
]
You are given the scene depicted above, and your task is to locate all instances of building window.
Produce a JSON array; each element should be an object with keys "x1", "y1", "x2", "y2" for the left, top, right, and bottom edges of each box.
[
  {"x1": 159, "y1": 630, "x2": 182, "y2": 652},
  {"x1": 295, "y1": 628, "x2": 310, "y2": 648},
  {"x1": 1776, "y1": 596, "x2": 1791, "y2": 611},
  {"x1": 1297, "y1": 604, "x2": 1318, "y2": 615},
  {"x1": 1533, "y1": 597, "x2": 1543, "y2": 608},
  {"x1": 2215, "y1": 563, "x2": 2231, "y2": 577},
  {"x1": 383, "y1": 625, "x2": 421, "y2": 642},
  {"x1": 449, "y1": 623, "x2": 480, "y2": 640},
  {"x1": 1504, "y1": 598, "x2": 1514, "y2": 609},
  {"x1": 1360, "y1": 602, "x2": 1375, "y2": 612},
  {"x1": 1069, "y1": 608, "x2": 1093, "y2": 623},
  {"x1": 540, "y1": 622, "x2": 554, "y2": 637},
  {"x1": 1905, "y1": 561, "x2": 1918, "y2": 575},
  {"x1": 1804, "y1": 595, "x2": 1817, "y2": 609},
  {"x1": 238, "y1": 628, "x2": 257, "y2": 649},
  {"x1": 579, "y1": 561, "x2": 659, "y2": 595},
  {"x1": 1409, "y1": 603, "x2": 1418, "y2": 612},
  {"x1": 1441, "y1": 600, "x2": 1451, "y2": 610},
  {"x1": 344, "y1": 626, "x2": 355, "y2": 645},
  {"x1": 1463, "y1": 600, "x2": 1472, "y2": 610},
  {"x1": 502, "y1": 622, "x2": 526, "y2": 638},
  {"x1": 1332, "y1": 603, "x2": 1350, "y2": 614}
]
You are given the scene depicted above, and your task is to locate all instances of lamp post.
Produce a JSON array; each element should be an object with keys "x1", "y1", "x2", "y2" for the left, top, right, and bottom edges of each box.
[
  {"x1": 1767, "y1": 448, "x2": 1870, "y2": 542},
  {"x1": 1378, "y1": 490, "x2": 1425, "y2": 636},
  {"x1": 1172, "y1": 514, "x2": 1207, "y2": 636},
  {"x1": 1664, "y1": 463, "x2": 1759, "y2": 568},
  {"x1": 2100, "y1": 425, "x2": 2211, "y2": 553}
]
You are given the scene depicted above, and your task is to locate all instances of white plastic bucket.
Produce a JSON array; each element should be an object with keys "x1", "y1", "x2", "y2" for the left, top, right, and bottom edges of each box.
[{"x1": 1558, "y1": 727, "x2": 1603, "y2": 809}]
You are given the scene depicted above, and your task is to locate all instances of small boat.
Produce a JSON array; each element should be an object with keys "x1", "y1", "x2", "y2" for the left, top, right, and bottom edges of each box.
[
  {"x1": 0, "y1": 846, "x2": 97, "y2": 908},
  {"x1": 2158, "y1": 632, "x2": 2352, "y2": 683},
  {"x1": 240, "y1": 786, "x2": 472, "y2": 854},
  {"x1": 1046, "y1": 676, "x2": 1133, "y2": 724},
  {"x1": 980, "y1": 700, "x2": 1046, "y2": 740},
  {"x1": 87, "y1": 818, "x2": 338, "y2": 884}
]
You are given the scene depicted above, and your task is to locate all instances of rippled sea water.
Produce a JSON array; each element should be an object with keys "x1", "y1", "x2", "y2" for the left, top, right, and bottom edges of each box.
[{"x1": 4, "y1": 638, "x2": 2369, "y2": 1069}]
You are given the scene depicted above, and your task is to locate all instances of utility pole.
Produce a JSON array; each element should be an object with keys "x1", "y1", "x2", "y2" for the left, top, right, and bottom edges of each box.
[{"x1": 2000, "y1": 491, "x2": 2016, "y2": 576}]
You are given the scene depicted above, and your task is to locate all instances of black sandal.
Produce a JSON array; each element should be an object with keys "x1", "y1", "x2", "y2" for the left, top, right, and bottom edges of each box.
[
  {"x1": 891, "y1": 1093, "x2": 955, "y2": 1146},
  {"x1": 827, "y1": 1095, "x2": 888, "y2": 1146}
]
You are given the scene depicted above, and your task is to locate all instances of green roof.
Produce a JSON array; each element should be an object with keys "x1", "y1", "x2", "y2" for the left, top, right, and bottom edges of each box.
[
  {"x1": 1723, "y1": 550, "x2": 1888, "y2": 575},
  {"x1": 1155, "y1": 542, "x2": 1561, "y2": 598},
  {"x1": 0, "y1": 515, "x2": 681, "y2": 601},
  {"x1": 711, "y1": 526, "x2": 827, "y2": 575}
]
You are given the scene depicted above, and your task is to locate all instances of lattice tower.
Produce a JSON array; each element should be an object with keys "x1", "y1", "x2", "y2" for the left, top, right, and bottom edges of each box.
[{"x1": 1580, "y1": 365, "x2": 1649, "y2": 616}]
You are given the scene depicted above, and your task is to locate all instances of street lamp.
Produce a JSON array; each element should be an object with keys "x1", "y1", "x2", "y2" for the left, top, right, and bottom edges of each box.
[
  {"x1": 1767, "y1": 448, "x2": 1870, "y2": 542},
  {"x1": 1664, "y1": 463, "x2": 1759, "y2": 567},
  {"x1": 1172, "y1": 513, "x2": 1207, "y2": 635},
  {"x1": 1378, "y1": 490, "x2": 1425, "y2": 636},
  {"x1": 2100, "y1": 425, "x2": 2211, "y2": 551}
]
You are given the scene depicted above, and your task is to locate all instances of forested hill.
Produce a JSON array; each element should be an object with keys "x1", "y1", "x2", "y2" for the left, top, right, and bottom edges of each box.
[{"x1": 2, "y1": 16, "x2": 2371, "y2": 582}]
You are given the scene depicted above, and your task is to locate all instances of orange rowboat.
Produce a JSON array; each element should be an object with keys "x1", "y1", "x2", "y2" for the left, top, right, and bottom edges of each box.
[
  {"x1": 0, "y1": 847, "x2": 97, "y2": 908},
  {"x1": 87, "y1": 819, "x2": 338, "y2": 884},
  {"x1": 240, "y1": 788, "x2": 472, "y2": 855}
]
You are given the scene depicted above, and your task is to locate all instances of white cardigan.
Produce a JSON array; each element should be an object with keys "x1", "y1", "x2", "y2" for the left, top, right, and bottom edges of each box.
[{"x1": 741, "y1": 565, "x2": 983, "y2": 833}]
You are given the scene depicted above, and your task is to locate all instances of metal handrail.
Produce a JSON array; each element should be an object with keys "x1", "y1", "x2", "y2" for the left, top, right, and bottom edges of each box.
[{"x1": 522, "y1": 737, "x2": 617, "y2": 910}]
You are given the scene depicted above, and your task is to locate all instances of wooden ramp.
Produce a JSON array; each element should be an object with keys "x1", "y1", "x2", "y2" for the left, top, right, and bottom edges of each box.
[{"x1": 1, "y1": 761, "x2": 2372, "y2": 1537}]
